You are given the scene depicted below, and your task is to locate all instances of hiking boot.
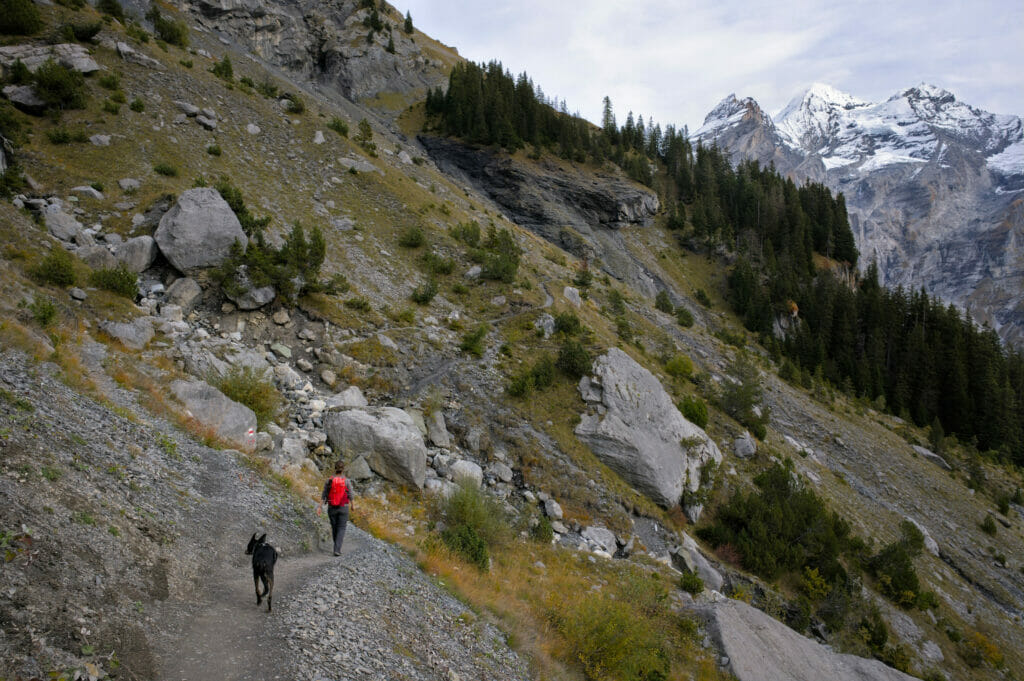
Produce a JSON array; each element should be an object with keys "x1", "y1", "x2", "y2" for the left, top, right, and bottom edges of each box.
[{"x1": 333, "y1": 551, "x2": 341, "y2": 556}]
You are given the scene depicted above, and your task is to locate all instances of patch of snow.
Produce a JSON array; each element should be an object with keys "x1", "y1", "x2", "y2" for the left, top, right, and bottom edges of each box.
[
  {"x1": 987, "y1": 140, "x2": 1024, "y2": 175},
  {"x1": 821, "y1": 155, "x2": 857, "y2": 170}
]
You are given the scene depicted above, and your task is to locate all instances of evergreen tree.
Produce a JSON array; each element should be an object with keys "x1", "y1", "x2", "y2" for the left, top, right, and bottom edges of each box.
[{"x1": 403, "y1": 10, "x2": 413, "y2": 33}]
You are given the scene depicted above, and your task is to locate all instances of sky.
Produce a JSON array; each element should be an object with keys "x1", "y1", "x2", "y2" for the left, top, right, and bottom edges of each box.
[{"x1": 399, "y1": 0, "x2": 1024, "y2": 131}]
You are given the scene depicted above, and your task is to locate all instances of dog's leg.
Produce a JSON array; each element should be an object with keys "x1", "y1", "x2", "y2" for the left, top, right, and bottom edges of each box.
[
  {"x1": 266, "y1": 574, "x2": 273, "y2": 612},
  {"x1": 254, "y1": 573, "x2": 263, "y2": 605}
]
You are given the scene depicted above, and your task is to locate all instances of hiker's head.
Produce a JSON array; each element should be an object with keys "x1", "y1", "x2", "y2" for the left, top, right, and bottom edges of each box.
[{"x1": 334, "y1": 460, "x2": 345, "y2": 474}]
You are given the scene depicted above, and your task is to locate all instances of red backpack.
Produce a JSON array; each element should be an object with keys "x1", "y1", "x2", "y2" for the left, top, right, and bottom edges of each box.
[{"x1": 327, "y1": 476, "x2": 349, "y2": 506}]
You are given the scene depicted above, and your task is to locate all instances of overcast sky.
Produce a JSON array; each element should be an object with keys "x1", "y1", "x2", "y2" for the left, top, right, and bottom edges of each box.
[{"x1": 400, "y1": 0, "x2": 1024, "y2": 131}]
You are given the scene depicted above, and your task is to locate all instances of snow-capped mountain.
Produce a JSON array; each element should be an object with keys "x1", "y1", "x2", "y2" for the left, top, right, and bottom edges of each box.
[{"x1": 694, "y1": 84, "x2": 1024, "y2": 346}]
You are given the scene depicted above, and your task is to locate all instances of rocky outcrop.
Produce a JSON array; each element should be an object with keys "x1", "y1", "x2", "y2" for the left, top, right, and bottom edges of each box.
[
  {"x1": 223, "y1": 265, "x2": 276, "y2": 310},
  {"x1": 154, "y1": 188, "x2": 247, "y2": 272},
  {"x1": 114, "y1": 236, "x2": 158, "y2": 273},
  {"x1": 0, "y1": 43, "x2": 101, "y2": 75},
  {"x1": 100, "y1": 319, "x2": 154, "y2": 350},
  {"x1": 575, "y1": 348, "x2": 722, "y2": 507},
  {"x1": 164, "y1": 276, "x2": 203, "y2": 311},
  {"x1": 170, "y1": 379, "x2": 257, "y2": 447},
  {"x1": 181, "y1": 0, "x2": 450, "y2": 101},
  {"x1": 420, "y1": 135, "x2": 665, "y2": 297},
  {"x1": 323, "y1": 407, "x2": 427, "y2": 489},
  {"x1": 703, "y1": 596, "x2": 917, "y2": 681}
]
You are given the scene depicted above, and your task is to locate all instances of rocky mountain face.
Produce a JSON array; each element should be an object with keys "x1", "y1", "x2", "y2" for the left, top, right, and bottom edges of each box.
[
  {"x1": 694, "y1": 83, "x2": 1024, "y2": 346},
  {"x1": 177, "y1": 0, "x2": 453, "y2": 101}
]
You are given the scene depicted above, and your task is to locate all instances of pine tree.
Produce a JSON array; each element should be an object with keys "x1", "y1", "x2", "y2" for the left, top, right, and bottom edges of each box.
[{"x1": 403, "y1": 10, "x2": 413, "y2": 33}]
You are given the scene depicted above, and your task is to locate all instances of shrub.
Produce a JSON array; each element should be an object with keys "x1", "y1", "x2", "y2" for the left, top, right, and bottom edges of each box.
[
  {"x1": 398, "y1": 225, "x2": 425, "y2": 248},
  {"x1": 214, "y1": 366, "x2": 282, "y2": 428},
  {"x1": 210, "y1": 56, "x2": 233, "y2": 81},
  {"x1": 206, "y1": 144, "x2": 221, "y2": 156},
  {"x1": 507, "y1": 371, "x2": 534, "y2": 398},
  {"x1": 553, "y1": 311, "x2": 582, "y2": 336},
  {"x1": 354, "y1": 117, "x2": 374, "y2": 150},
  {"x1": 0, "y1": 0, "x2": 43, "y2": 35},
  {"x1": 147, "y1": 7, "x2": 189, "y2": 47},
  {"x1": 573, "y1": 267, "x2": 592, "y2": 288},
  {"x1": 997, "y1": 494, "x2": 1010, "y2": 515},
  {"x1": 256, "y1": 79, "x2": 278, "y2": 98},
  {"x1": 213, "y1": 176, "x2": 270, "y2": 235},
  {"x1": 530, "y1": 515, "x2": 553, "y2": 543},
  {"x1": 480, "y1": 227, "x2": 520, "y2": 282},
  {"x1": 868, "y1": 521, "x2": 923, "y2": 607},
  {"x1": 980, "y1": 515, "x2": 997, "y2": 536},
  {"x1": 680, "y1": 395, "x2": 708, "y2": 428},
  {"x1": 655, "y1": 290, "x2": 673, "y2": 313},
  {"x1": 28, "y1": 297, "x2": 57, "y2": 327},
  {"x1": 556, "y1": 340, "x2": 591, "y2": 379},
  {"x1": 679, "y1": 570, "x2": 704, "y2": 595},
  {"x1": 96, "y1": 0, "x2": 125, "y2": 22},
  {"x1": 665, "y1": 354, "x2": 693, "y2": 379},
  {"x1": 46, "y1": 127, "x2": 74, "y2": 144},
  {"x1": 102, "y1": 99, "x2": 120, "y2": 114},
  {"x1": 608, "y1": 288, "x2": 627, "y2": 316},
  {"x1": 328, "y1": 116, "x2": 348, "y2": 136},
  {"x1": 440, "y1": 524, "x2": 488, "y2": 570},
  {"x1": 459, "y1": 324, "x2": 487, "y2": 357},
  {"x1": 530, "y1": 354, "x2": 556, "y2": 389},
  {"x1": 30, "y1": 249, "x2": 76, "y2": 287},
  {"x1": 88, "y1": 265, "x2": 138, "y2": 298},
  {"x1": 33, "y1": 60, "x2": 87, "y2": 111},
  {"x1": 410, "y1": 279, "x2": 437, "y2": 305},
  {"x1": 179, "y1": 58, "x2": 193, "y2": 69},
  {"x1": 239, "y1": 76, "x2": 254, "y2": 88},
  {"x1": 5, "y1": 59, "x2": 31, "y2": 86},
  {"x1": 421, "y1": 252, "x2": 454, "y2": 275},
  {"x1": 125, "y1": 22, "x2": 149, "y2": 43},
  {"x1": 675, "y1": 308, "x2": 694, "y2": 329},
  {"x1": 153, "y1": 162, "x2": 178, "y2": 177},
  {"x1": 283, "y1": 93, "x2": 304, "y2": 114},
  {"x1": 694, "y1": 288, "x2": 712, "y2": 307},
  {"x1": 450, "y1": 221, "x2": 480, "y2": 247},
  {"x1": 69, "y1": 21, "x2": 102, "y2": 42},
  {"x1": 720, "y1": 352, "x2": 770, "y2": 439},
  {"x1": 344, "y1": 297, "x2": 371, "y2": 312},
  {"x1": 129, "y1": 97, "x2": 144, "y2": 112}
]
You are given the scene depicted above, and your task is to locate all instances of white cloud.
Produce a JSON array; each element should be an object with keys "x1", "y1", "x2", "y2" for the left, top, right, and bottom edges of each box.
[{"x1": 400, "y1": 0, "x2": 1024, "y2": 128}]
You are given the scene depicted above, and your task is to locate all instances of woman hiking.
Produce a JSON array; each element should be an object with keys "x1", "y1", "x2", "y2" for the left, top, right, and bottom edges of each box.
[{"x1": 317, "y1": 461, "x2": 354, "y2": 556}]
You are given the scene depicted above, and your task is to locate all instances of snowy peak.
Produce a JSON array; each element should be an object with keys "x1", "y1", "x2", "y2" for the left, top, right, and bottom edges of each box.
[
  {"x1": 693, "y1": 94, "x2": 773, "y2": 140},
  {"x1": 775, "y1": 83, "x2": 870, "y2": 154}
]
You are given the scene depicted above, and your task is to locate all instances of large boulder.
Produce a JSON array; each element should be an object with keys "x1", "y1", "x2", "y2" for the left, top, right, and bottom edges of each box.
[
  {"x1": 703, "y1": 597, "x2": 918, "y2": 681},
  {"x1": 164, "y1": 276, "x2": 203, "y2": 312},
  {"x1": 154, "y1": 188, "x2": 246, "y2": 272},
  {"x1": 2, "y1": 84, "x2": 46, "y2": 115},
  {"x1": 671, "y1": 533, "x2": 723, "y2": 593},
  {"x1": 114, "y1": 236, "x2": 158, "y2": 273},
  {"x1": 575, "y1": 348, "x2": 722, "y2": 507},
  {"x1": 324, "y1": 407, "x2": 426, "y2": 489},
  {"x1": 45, "y1": 211, "x2": 82, "y2": 241},
  {"x1": 78, "y1": 244, "x2": 118, "y2": 271},
  {"x1": 425, "y1": 409, "x2": 451, "y2": 447},
  {"x1": 170, "y1": 379, "x2": 257, "y2": 448},
  {"x1": 100, "y1": 318, "x2": 153, "y2": 350}
]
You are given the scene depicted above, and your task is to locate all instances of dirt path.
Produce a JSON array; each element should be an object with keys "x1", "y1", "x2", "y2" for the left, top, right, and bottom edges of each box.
[{"x1": 158, "y1": 536, "x2": 361, "y2": 681}]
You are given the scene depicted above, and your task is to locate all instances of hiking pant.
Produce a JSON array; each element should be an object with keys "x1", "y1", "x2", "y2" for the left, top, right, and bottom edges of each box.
[{"x1": 328, "y1": 505, "x2": 349, "y2": 554}]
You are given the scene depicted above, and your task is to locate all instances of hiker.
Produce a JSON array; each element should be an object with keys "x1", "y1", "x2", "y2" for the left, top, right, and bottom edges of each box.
[{"x1": 317, "y1": 461, "x2": 354, "y2": 556}]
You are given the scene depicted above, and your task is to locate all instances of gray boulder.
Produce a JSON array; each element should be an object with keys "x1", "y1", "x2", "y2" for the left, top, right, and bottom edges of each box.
[
  {"x1": 2, "y1": 85, "x2": 45, "y2": 115},
  {"x1": 114, "y1": 236, "x2": 158, "y2": 273},
  {"x1": 164, "y1": 277, "x2": 203, "y2": 312},
  {"x1": 487, "y1": 461, "x2": 514, "y2": 483},
  {"x1": 223, "y1": 266, "x2": 276, "y2": 310},
  {"x1": 425, "y1": 409, "x2": 451, "y2": 448},
  {"x1": 100, "y1": 318, "x2": 153, "y2": 350},
  {"x1": 45, "y1": 212, "x2": 82, "y2": 241},
  {"x1": 325, "y1": 386, "x2": 368, "y2": 409},
  {"x1": 347, "y1": 455, "x2": 374, "y2": 481},
  {"x1": 170, "y1": 379, "x2": 257, "y2": 448},
  {"x1": 704, "y1": 597, "x2": 917, "y2": 681},
  {"x1": 324, "y1": 407, "x2": 427, "y2": 489},
  {"x1": 575, "y1": 348, "x2": 722, "y2": 507},
  {"x1": 672, "y1": 533, "x2": 723, "y2": 592},
  {"x1": 534, "y1": 313, "x2": 555, "y2": 339},
  {"x1": 581, "y1": 526, "x2": 617, "y2": 554},
  {"x1": 78, "y1": 244, "x2": 119, "y2": 271},
  {"x1": 450, "y1": 459, "x2": 483, "y2": 488},
  {"x1": 154, "y1": 187, "x2": 246, "y2": 272},
  {"x1": 734, "y1": 431, "x2": 757, "y2": 459},
  {"x1": 543, "y1": 498, "x2": 563, "y2": 520}
]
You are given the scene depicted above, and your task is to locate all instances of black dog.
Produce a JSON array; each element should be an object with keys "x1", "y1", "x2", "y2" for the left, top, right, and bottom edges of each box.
[{"x1": 245, "y1": 533, "x2": 278, "y2": 612}]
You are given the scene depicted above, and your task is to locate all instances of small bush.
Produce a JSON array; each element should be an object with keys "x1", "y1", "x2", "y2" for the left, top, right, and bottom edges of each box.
[
  {"x1": 28, "y1": 297, "x2": 57, "y2": 327},
  {"x1": 96, "y1": 0, "x2": 125, "y2": 22},
  {"x1": 214, "y1": 366, "x2": 282, "y2": 428},
  {"x1": 655, "y1": 289, "x2": 673, "y2": 313},
  {"x1": 6, "y1": 59, "x2": 31, "y2": 86},
  {"x1": 0, "y1": 0, "x2": 43, "y2": 35},
  {"x1": 354, "y1": 117, "x2": 374, "y2": 150},
  {"x1": 88, "y1": 265, "x2": 137, "y2": 298},
  {"x1": 153, "y1": 162, "x2": 178, "y2": 177},
  {"x1": 450, "y1": 221, "x2": 480, "y2": 247},
  {"x1": 553, "y1": 312, "x2": 581, "y2": 336},
  {"x1": 480, "y1": 227, "x2": 520, "y2": 282},
  {"x1": 344, "y1": 297, "x2": 371, "y2": 312},
  {"x1": 398, "y1": 225, "x2": 425, "y2": 248},
  {"x1": 129, "y1": 97, "x2": 144, "y2": 112},
  {"x1": 30, "y1": 249, "x2": 76, "y2": 287},
  {"x1": 507, "y1": 371, "x2": 534, "y2": 398},
  {"x1": 665, "y1": 354, "x2": 693, "y2": 379},
  {"x1": 694, "y1": 288, "x2": 712, "y2": 307},
  {"x1": 102, "y1": 99, "x2": 121, "y2": 115},
  {"x1": 556, "y1": 340, "x2": 591, "y2": 379},
  {"x1": 179, "y1": 58, "x2": 193, "y2": 69},
  {"x1": 980, "y1": 515, "x2": 997, "y2": 536},
  {"x1": 530, "y1": 515, "x2": 553, "y2": 543},
  {"x1": 679, "y1": 570, "x2": 704, "y2": 595},
  {"x1": 410, "y1": 279, "x2": 437, "y2": 305},
  {"x1": 573, "y1": 267, "x2": 592, "y2": 288},
  {"x1": 530, "y1": 354, "x2": 556, "y2": 389},
  {"x1": 680, "y1": 395, "x2": 708, "y2": 428},
  {"x1": 33, "y1": 59, "x2": 87, "y2": 111},
  {"x1": 328, "y1": 116, "x2": 349, "y2": 137},
  {"x1": 147, "y1": 7, "x2": 189, "y2": 48},
  {"x1": 210, "y1": 56, "x2": 233, "y2": 81},
  {"x1": 675, "y1": 306, "x2": 694, "y2": 327},
  {"x1": 125, "y1": 22, "x2": 149, "y2": 43},
  {"x1": 441, "y1": 524, "x2": 488, "y2": 570},
  {"x1": 256, "y1": 79, "x2": 278, "y2": 98},
  {"x1": 421, "y1": 252, "x2": 454, "y2": 275},
  {"x1": 206, "y1": 144, "x2": 221, "y2": 156},
  {"x1": 283, "y1": 93, "x2": 304, "y2": 114},
  {"x1": 459, "y1": 324, "x2": 488, "y2": 357},
  {"x1": 69, "y1": 21, "x2": 102, "y2": 42}
]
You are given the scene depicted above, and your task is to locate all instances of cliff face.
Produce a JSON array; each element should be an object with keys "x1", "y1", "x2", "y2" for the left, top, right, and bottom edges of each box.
[
  {"x1": 179, "y1": 0, "x2": 453, "y2": 101},
  {"x1": 694, "y1": 85, "x2": 1024, "y2": 345},
  {"x1": 419, "y1": 135, "x2": 666, "y2": 297}
]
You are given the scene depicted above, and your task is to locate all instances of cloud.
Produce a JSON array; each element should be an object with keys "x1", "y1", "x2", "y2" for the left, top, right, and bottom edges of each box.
[{"x1": 401, "y1": 0, "x2": 1024, "y2": 128}]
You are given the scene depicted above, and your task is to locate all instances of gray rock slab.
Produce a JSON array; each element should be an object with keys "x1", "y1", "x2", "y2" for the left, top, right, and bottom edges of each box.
[
  {"x1": 324, "y1": 407, "x2": 427, "y2": 489},
  {"x1": 170, "y1": 379, "x2": 257, "y2": 448},
  {"x1": 100, "y1": 318, "x2": 153, "y2": 350},
  {"x1": 425, "y1": 410, "x2": 451, "y2": 448},
  {"x1": 78, "y1": 244, "x2": 118, "y2": 271},
  {"x1": 114, "y1": 235, "x2": 157, "y2": 273},
  {"x1": 154, "y1": 187, "x2": 246, "y2": 272},
  {"x1": 164, "y1": 276, "x2": 202, "y2": 311},
  {"x1": 2, "y1": 85, "x2": 45, "y2": 115},
  {"x1": 575, "y1": 348, "x2": 722, "y2": 507},
  {"x1": 325, "y1": 386, "x2": 368, "y2": 409},
  {"x1": 45, "y1": 212, "x2": 82, "y2": 241},
  {"x1": 450, "y1": 460, "x2": 483, "y2": 488}
]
